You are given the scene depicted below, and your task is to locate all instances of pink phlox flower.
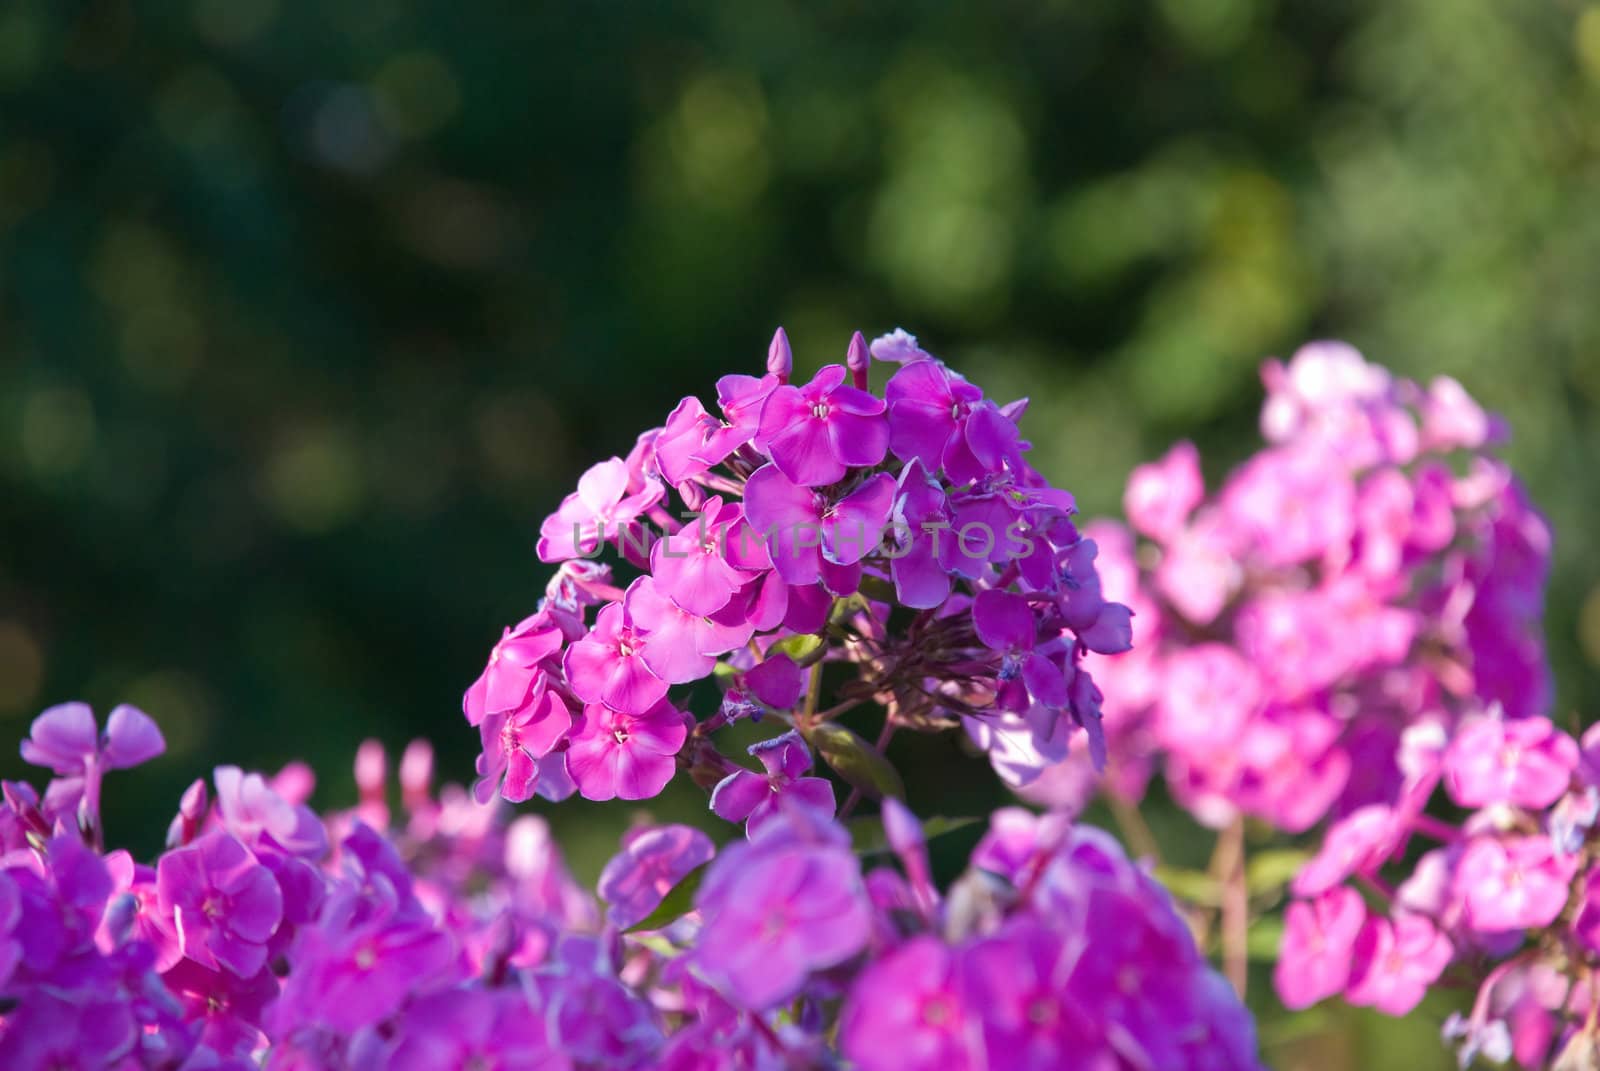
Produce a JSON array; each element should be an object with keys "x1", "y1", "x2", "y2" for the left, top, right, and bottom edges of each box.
[{"x1": 756, "y1": 363, "x2": 888, "y2": 487}]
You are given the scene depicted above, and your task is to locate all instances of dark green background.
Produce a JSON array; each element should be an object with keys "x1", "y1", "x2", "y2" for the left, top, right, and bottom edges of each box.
[{"x1": 3, "y1": 3, "x2": 1598, "y2": 1066}]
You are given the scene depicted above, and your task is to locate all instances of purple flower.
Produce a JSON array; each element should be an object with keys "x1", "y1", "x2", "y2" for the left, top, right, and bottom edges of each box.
[
  {"x1": 744, "y1": 464, "x2": 895, "y2": 586},
  {"x1": 840, "y1": 936, "x2": 977, "y2": 1071},
  {"x1": 887, "y1": 459, "x2": 953, "y2": 609},
  {"x1": 267, "y1": 904, "x2": 459, "y2": 1036},
  {"x1": 755, "y1": 364, "x2": 888, "y2": 486},
  {"x1": 0, "y1": 987, "x2": 139, "y2": 1070},
  {"x1": 157, "y1": 831, "x2": 283, "y2": 977},
  {"x1": 972, "y1": 589, "x2": 1067, "y2": 711},
  {"x1": 20, "y1": 701, "x2": 165, "y2": 774},
  {"x1": 693, "y1": 814, "x2": 871, "y2": 1009},
  {"x1": 870, "y1": 327, "x2": 933, "y2": 364},
  {"x1": 710, "y1": 731, "x2": 836, "y2": 836},
  {"x1": 963, "y1": 923, "x2": 1101, "y2": 1070},
  {"x1": 531, "y1": 938, "x2": 664, "y2": 1067},
  {"x1": 598, "y1": 824, "x2": 715, "y2": 929},
  {"x1": 383, "y1": 988, "x2": 570, "y2": 1071},
  {"x1": 566, "y1": 699, "x2": 688, "y2": 802},
  {"x1": 562, "y1": 601, "x2": 669, "y2": 714},
  {"x1": 537, "y1": 456, "x2": 664, "y2": 562}
]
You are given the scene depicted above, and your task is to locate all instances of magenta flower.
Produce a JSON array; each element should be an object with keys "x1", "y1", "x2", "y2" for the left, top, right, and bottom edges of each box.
[
  {"x1": 972, "y1": 589, "x2": 1067, "y2": 710},
  {"x1": 566, "y1": 699, "x2": 688, "y2": 802},
  {"x1": 0, "y1": 988, "x2": 138, "y2": 1070},
  {"x1": 1456, "y1": 836, "x2": 1577, "y2": 931},
  {"x1": 267, "y1": 909, "x2": 459, "y2": 1036},
  {"x1": 1274, "y1": 887, "x2": 1366, "y2": 1010},
  {"x1": 162, "y1": 958, "x2": 278, "y2": 1058},
  {"x1": 597, "y1": 824, "x2": 715, "y2": 929},
  {"x1": 562, "y1": 601, "x2": 669, "y2": 714},
  {"x1": 462, "y1": 609, "x2": 573, "y2": 727},
  {"x1": 655, "y1": 375, "x2": 779, "y2": 487},
  {"x1": 743, "y1": 465, "x2": 895, "y2": 586},
  {"x1": 1223, "y1": 446, "x2": 1356, "y2": 567},
  {"x1": 885, "y1": 358, "x2": 1019, "y2": 485},
  {"x1": 1153, "y1": 511, "x2": 1239, "y2": 626},
  {"x1": 1344, "y1": 913, "x2": 1453, "y2": 1015},
  {"x1": 964, "y1": 923, "x2": 1103, "y2": 1071},
  {"x1": 650, "y1": 496, "x2": 770, "y2": 616},
  {"x1": 625, "y1": 576, "x2": 754, "y2": 684},
  {"x1": 1124, "y1": 440, "x2": 1204, "y2": 544},
  {"x1": 537, "y1": 456, "x2": 664, "y2": 562},
  {"x1": 1444, "y1": 714, "x2": 1579, "y2": 810},
  {"x1": 839, "y1": 936, "x2": 977, "y2": 1071},
  {"x1": 1291, "y1": 804, "x2": 1400, "y2": 897},
  {"x1": 473, "y1": 681, "x2": 573, "y2": 804},
  {"x1": 710, "y1": 731, "x2": 836, "y2": 836},
  {"x1": 1154, "y1": 644, "x2": 1261, "y2": 756},
  {"x1": 693, "y1": 817, "x2": 872, "y2": 1010},
  {"x1": 755, "y1": 363, "x2": 888, "y2": 486},
  {"x1": 213, "y1": 765, "x2": 328, "y2": 860},
  {"x1": 157, "y1": 831, "x2": 283, "y2": 977},
  {"x1": 384, "y1": 988, "x2": 570, "y2": 1071}
]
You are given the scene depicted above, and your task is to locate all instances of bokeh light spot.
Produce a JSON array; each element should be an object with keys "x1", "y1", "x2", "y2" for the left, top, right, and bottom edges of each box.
[
  {"x1": 263, "y1": 427, "x2": 366, "y2": 533},
  {"x1": 0, "y1": 622, "x2": 44, "y2": 716}
]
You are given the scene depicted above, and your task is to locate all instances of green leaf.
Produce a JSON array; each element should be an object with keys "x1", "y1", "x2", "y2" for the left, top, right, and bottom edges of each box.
[
  {"x1": 1154, "y1": 865, "x2": 1222, "y2": 908},
  {"x1": 806, "y1": 722, "x2": 905, "y2": 800},
  {"x1": 624, "y1": 862, "x2": 708, "y2": 933},
  {"x1": 628, "y1": 933, "x2": 682, "y2": 957},
  {"x1": 772, "y1": 633, "x2": 825, "y2": 662},
  {"x1": 1246, "y1": 915, "x2": 1286, "y2": 961},
  {"x1": 856, "y1": 575, "x2": 897, "y2": 603},
  {"x1": 711, "y1": 660, "x2": 738, "y2": 681},
  {"x1": 1246, "y1": 848, "x2": 1311, "y2": 897}
]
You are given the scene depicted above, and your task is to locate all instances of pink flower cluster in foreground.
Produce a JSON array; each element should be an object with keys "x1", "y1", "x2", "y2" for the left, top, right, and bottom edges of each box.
[
  {"x1": 1052, "y1": 341, "x2": 1550, "y2": 833},
  {"x1": 465, "y1": 328, "x2": 1133, "y2": 812},
  {"x1": 0, "y1": 701, "x2": 1259, "y2": 1070}
]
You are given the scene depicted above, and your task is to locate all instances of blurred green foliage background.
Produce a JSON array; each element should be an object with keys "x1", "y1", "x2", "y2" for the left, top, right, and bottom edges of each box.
[{"x1": 3, "y1": 1, "x2": 1598, "y2": 1065}]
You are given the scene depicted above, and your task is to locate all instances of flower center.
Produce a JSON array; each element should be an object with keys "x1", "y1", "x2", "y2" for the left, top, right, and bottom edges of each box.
[{"x1": 811, "y1": 400, "x2": 830, "y2": 419}]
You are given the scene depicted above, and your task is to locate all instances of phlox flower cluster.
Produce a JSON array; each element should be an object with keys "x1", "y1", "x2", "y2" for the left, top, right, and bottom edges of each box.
[
  {"x1": 0, "y1": 700, "x2": 1260, "y2": 1070},
  {"x1": 465, "y1": 327, "x2": 1134, "y2": 815},
  {"x1": 1052, "y1": 341, "x2": 1551, "y2": 833},
  {"x1": 1274, "y1": 709, "x2": 1600, "y2": 1069}
]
